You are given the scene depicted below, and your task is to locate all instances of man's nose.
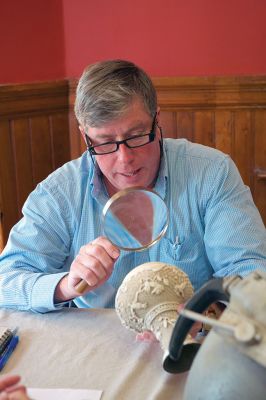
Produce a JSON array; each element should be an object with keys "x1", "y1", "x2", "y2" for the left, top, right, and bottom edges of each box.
[{"x1": 117, "y1": 143, "x2": 135, "y2": 161}]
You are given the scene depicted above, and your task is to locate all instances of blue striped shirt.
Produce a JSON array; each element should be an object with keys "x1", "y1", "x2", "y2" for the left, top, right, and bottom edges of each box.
[{"x1": 0, "y1": 139, "x2": 265, "y2": 313}]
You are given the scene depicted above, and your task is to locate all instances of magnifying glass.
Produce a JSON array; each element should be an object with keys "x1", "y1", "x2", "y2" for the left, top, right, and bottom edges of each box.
[{"x1": 75, "y1": 187, "x2": 169, "y2": 293}]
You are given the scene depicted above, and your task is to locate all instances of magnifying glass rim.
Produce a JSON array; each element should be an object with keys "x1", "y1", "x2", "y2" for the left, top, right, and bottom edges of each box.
[{"x1": 102, "y1": 186, "x2": 169, "y2": 251}]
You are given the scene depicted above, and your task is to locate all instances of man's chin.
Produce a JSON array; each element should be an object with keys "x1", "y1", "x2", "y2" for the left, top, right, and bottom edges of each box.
[{"x1": 118, "y1": 180, "x2": 147, "y2": 190}]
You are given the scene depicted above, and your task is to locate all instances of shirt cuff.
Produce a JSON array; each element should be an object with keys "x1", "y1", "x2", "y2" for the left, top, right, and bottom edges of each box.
[{"x1": 31, "y1": 272, "x2": 70, "y2": 313}]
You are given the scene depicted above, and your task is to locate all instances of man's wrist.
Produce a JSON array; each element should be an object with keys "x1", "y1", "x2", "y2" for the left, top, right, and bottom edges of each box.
[{"x1": 54, "y1": 275, "x2": 75, "y2": 303}]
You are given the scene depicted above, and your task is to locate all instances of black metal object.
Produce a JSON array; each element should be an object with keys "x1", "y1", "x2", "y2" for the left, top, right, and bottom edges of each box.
[{"x1": 163, "y1": 278, "x2": 230, "y2": 373}]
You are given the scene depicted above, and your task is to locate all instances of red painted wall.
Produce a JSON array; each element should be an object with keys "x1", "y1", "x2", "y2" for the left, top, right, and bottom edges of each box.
[
  {"x1": 1, "y1": 0, "x2": 266, "y2": 84},
  {"x1": 0, "y1": 0, "x2": 65, "y2": 84},
  {"x1": 63, "y1": 0, "x2": 266, "y2": 78}
]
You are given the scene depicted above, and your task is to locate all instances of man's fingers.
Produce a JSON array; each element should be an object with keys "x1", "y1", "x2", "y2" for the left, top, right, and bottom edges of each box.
[
  {"x1": 81, "y1": 237, "x2": 120, "y2": 260},
  {"x1": 136, "y1": 331, "x2": 158, "y2": 342},
  {"x1": 75, "y1": 254, "x2": 108, "y2": 280},
  {"x1": 0, "y1": 376, "x2": 29, "y2": 400},
  {"x1": 0, "y1": 376, "x2": 21, "y2": 391},
  {"x1": 5, "y1": 385, "x2": 27, "y2": 394},
  {"x1": 67, "y1": 237, "x2": 120, "y2": 294}
]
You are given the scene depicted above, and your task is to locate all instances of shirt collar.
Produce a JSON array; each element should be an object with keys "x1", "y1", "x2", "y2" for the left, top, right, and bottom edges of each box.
[
  {"x1": 89, "y1": 155, "x2": 109, "y2": 205},
  {"x1": 153, "y1": 145, "x2": 168, "y2": 199}
]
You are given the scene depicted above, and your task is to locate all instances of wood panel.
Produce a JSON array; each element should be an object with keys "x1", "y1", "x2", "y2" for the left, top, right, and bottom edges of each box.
[
  {"x1": 11, "y1": 118, "x2": 33, "y2": 213},
  {"x1": 0, "y1": 120, "x2": 19, "y2": 236},
  {"x1": 254, "y1": 110, "x2": 266, "y2": 224},
  {"x1": 69, "y1": 76, "x2": 266, "y2": 226},
  {"x1": 1, "y1": 76, "x2": 265, "y2": 251},
  {"x1": 233, "y1": 111, "x2": 253, "y2": 187},
  {"x1": 194, "y1": 111, "x2": 215, "y2": 147},
  {"x1": 0, "y1": 81, "x2": 70, "y2": 250},
  {"x1": 214, "y1": 111, "x2": 233, "y2": 155},
  {"x1": 176, "y1": 112, "x2": 194, "y2": 141}
]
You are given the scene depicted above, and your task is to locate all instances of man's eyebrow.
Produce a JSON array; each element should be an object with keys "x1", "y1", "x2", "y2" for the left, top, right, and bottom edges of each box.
[{"x1": 96, "y1": 122, "x2": 148, "y2": 140}]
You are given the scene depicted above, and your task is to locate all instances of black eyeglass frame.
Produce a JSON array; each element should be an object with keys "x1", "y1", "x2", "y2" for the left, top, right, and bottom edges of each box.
[{"x1": 85, "y1": 114, "x2": 157, "y2": 156}]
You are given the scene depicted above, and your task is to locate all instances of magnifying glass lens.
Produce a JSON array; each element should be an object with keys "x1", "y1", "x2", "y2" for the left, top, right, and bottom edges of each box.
[{"x1": 103, "y1": 188, "x2": 168, "y2": 251}]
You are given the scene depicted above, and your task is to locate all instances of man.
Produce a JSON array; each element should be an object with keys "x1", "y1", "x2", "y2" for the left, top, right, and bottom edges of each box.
[{"x1": 0, "y1": 60, "x2": 265, "y2": 313}]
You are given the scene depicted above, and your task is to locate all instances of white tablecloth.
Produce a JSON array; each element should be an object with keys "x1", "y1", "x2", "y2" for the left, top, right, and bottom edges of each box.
[{"x1": 0, "y1": 308, "x2": 188, "y2": 399}]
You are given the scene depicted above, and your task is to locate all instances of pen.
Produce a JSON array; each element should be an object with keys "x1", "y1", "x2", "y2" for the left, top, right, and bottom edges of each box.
[{"x1": 0, "y1": 335, "x2": 19, "y2": 371}]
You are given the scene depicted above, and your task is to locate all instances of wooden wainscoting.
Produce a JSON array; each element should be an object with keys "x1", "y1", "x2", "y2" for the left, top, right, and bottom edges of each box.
[
  {"x1": 1, "y1": 76, "x2": 265, "y2": 251},
  {"x1": 0, "y1": 81, "x2": 71, "y2": 249},
  {"x1": 69, "y1": 76, "x2": 266, "y2": 225}
]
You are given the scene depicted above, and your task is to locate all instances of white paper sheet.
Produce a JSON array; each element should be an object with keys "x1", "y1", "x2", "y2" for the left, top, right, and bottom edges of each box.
[{"x1": 28, "y1": 387, "x2": 102, "y2": 400}]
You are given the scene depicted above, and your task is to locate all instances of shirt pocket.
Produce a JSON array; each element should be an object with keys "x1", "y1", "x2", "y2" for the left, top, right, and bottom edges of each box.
[{"x1": 158, "y1": 232, "x2": 203, "y2": 264}]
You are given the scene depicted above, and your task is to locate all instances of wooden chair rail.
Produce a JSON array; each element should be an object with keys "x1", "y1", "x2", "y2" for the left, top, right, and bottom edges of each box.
[{"x1": 256, "y1": 173, "x2": 266, "y2": 180}]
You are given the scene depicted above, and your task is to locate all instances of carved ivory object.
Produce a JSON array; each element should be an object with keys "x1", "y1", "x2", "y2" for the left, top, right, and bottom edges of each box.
[{"x1": 115, "y1": 262, "x2": 194, "y2": 353}]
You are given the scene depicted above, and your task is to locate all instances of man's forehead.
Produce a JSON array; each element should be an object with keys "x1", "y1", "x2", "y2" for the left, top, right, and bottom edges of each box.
[{"x1": 87, "y1": 118, "x2": 151, "y2": 140}]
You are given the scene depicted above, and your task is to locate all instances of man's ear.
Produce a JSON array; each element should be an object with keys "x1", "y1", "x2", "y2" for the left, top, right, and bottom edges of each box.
[
  {"x1": 79, "y1": 126, "x2": 90, "y2": 148},
  {"x1": 79, "y1": 126, "x2": 86, "y2": 141}
]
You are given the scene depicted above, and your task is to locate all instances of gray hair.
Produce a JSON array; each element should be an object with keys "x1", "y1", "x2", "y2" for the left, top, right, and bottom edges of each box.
[{"x1": 74, "y1": 60, "x2": 157, "y2": 128}]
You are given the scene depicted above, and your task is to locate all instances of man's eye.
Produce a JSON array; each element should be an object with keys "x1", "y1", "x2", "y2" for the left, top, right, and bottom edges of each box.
[
  {"x1": 129, "y1": 133, "x2": 144, "y2": 139},
  {"x1": 95, "y1": 140, "x2": 113, "y2": 146}
]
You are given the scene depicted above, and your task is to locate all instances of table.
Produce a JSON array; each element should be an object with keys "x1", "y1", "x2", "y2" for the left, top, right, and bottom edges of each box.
[{"x1": 0, "y1": 308, "x2": 188, "y2": 399}]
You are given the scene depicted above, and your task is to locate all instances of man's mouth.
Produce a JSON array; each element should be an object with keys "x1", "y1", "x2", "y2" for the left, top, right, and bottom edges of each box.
[{"x1": 119, "y1": 169, "x2": 140, "y2": 177}]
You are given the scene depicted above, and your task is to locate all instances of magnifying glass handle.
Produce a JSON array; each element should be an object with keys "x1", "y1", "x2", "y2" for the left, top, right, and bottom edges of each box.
[{"x1": 75, "y1": 279, "x2": 89, "y2": 294}]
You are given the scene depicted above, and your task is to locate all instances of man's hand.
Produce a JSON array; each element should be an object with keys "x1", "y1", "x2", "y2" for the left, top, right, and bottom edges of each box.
[
  {"x1": 54, "y1": 236, "x2": 120, "y2": 302},
  {"x1": 0, "y1": 375, "x2": 29, "y2": 400}
]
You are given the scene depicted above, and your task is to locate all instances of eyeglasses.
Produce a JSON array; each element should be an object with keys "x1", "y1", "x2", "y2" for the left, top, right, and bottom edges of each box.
[{"x1": 85, "y1": 114, "x2": 157, "y2": 155}]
